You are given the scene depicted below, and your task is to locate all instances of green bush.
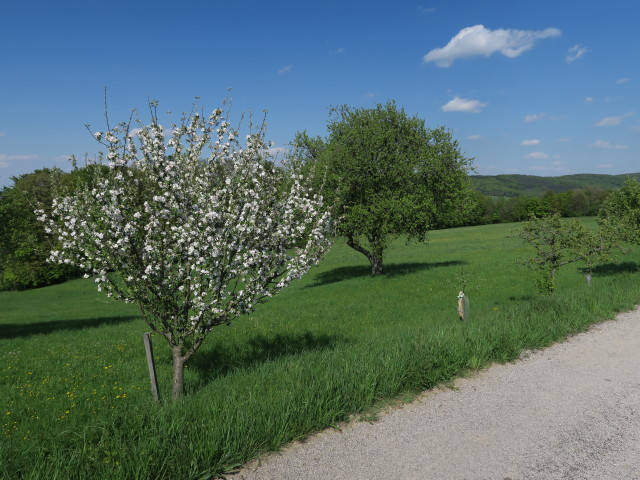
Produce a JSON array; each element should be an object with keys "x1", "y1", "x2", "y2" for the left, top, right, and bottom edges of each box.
[{"x1": 0, "y1": 168, "x2": 81, "y2": 290}]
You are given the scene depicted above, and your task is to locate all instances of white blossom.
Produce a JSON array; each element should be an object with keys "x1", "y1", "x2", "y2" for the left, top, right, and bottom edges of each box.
[{"x1": 39, "y1": 99, "x2": 331, "y2": 398}]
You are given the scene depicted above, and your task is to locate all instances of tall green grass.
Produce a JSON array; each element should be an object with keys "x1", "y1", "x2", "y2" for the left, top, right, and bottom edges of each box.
[{"x1": 1, "y1": 221, "x2": 639, "y2": 479}]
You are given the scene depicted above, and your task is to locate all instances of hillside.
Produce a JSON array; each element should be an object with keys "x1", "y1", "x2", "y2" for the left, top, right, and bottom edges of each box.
[{"x1": 472, "y1": 173, "x2": 640, "y2": 197}]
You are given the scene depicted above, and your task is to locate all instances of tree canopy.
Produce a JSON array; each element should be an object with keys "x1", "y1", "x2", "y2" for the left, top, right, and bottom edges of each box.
[
  {"x1": 599, "y1": 178, "x2": 640, "y2": 245},
  {"x1": 517, "y1": 214, "x2": 612, "y2": 294},
  {"x1": 40, "y1": 101, "x2": 331, "y2": 398},
  {"x1": 0, "y1": 169, "x2": 81, "y2": 290},
  {"x1": 293, "y1": 101, "x2": 475, "y2": 275}
]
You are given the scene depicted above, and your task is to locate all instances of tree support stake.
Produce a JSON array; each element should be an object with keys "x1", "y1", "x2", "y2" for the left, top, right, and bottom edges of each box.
[{"x1": 143, "y1": 332, "x2": 161, "y2": 403}]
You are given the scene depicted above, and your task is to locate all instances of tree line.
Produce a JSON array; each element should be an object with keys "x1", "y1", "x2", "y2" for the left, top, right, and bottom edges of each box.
[{"x1": 471, "y1": 187, "x2": 611, "y2": 224}]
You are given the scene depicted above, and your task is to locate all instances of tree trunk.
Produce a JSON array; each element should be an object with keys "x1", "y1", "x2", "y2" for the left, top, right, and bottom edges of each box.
[
  {"x1": 346, "y1": 235, "x2": 385, "y2": 276},
  {"x1": 370, "y1": 254, "x2": 383, "y2": 276},
  {"x1": 171, "y1": 346, "x2": 186, "y2": 400}
]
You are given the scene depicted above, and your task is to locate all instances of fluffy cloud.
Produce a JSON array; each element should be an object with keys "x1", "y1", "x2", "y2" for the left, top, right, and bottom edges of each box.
[
  {"x1": 520, "y1": 139, "x2": 540, "y2": 146},
  {"x1": 467, "y1": 134, "x2": 483, "y2": 140},
  {"x1": 423, "y1": 24, "x2": 560, "y2": 67},
  {"x1": 277, "y1": 65, "x2": 292, "y2": 75},
  {"x1": 616, "y1": 78, "x2": 630, "y2": 85},
  {"x1": 524, "y1": 113, "x2": 546, "y2": 122},
  {"x1": 565, "y1": 44, "x2": 588, "y2": 63},
  {"x1": 595, "y1": 112, "x2": 634, "y2": 127},
  {"x1": 525, "y1": 152, "x2": 549, "y2": 159},
  {"x1": 584, "y1": 97, "x2": 594, "y2": 103},
  {"x1": 589, "y1": 140, "x2": 628, "y2": 150},
  {"x1": 441, "y1": 97, "x2": 487, "y2": 113}
]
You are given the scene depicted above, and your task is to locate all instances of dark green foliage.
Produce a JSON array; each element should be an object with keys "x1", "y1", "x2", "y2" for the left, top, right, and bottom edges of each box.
[
  {"x1": 292, "y1": 102, "x2": 476, "y2": 275},
  {"x1": 472, "y1": 187, "x2": 611, "y2": 224},
  {"x1": 0, "y1": 169, "x2": 81, "y2": 290},
  {"x1": 599, "y1": 178, "x2": 640, "y2": 245},
  {"x1": 472, "y1": 172, "x2": 640, "y2": 198}
]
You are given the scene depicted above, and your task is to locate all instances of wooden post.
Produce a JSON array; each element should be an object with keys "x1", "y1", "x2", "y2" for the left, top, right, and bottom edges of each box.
[
  {"x1": 143, "y1": 332, "x2": 161, "y2": 403},
  {"x1": 457, "y1": 291, "x2": 465, "y2": 321}
]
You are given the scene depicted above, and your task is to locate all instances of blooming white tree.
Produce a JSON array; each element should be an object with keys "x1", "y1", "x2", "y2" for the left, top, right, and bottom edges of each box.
[{"x1": 38, "y1": 100, "x2": 331, "y2": 399}]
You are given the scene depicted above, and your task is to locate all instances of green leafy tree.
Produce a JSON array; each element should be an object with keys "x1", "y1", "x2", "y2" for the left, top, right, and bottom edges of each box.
[
  {"x1": 518, "y1": 214, "x2": 612, "y2": 294},
  {"x1": 293, "y1": 101, "x2": 475, "y2": 275},
  {"x1": 599, "y1": 178, "x2": 640, "y2": 244},
  {"x1": 0, "y1": 169, "x2": 80, "y2": 290}
]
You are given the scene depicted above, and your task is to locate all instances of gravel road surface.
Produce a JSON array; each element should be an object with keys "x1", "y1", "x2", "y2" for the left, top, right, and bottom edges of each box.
[{"x1": 231, "y1": 307, "x2": 640, "y2": 480}]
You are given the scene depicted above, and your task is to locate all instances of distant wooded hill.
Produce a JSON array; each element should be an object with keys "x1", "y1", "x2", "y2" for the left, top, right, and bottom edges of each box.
[{"x1": 472, "y1": 173, "x2": 640, "y2": 197}]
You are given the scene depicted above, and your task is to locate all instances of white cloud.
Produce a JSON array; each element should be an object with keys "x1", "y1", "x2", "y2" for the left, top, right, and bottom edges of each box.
[
  {"x1": 277, "y1": 65, "x2": 292, "y2": 75},
  {"x1": 589, "y1": 140, "x2": 629, "y2": 150},
  {"x1": 557, "y1": 138, "x2": 571, "y2": 143},
  {"x1": 584, "y1": 97, "x2": 593, "y2": 103},
  {"x1": 268, "y1": 146, "x2": 288, "y2": 157},
  {"x1": 524, "y1": 113, "x2": 546, "y2": 122},
  {"x1": 520, "y1": 139, "x2": 540, "y2": 146},
  {"x1": 616, "y1": 78, "x2": 630, "y2": 85},
  {"x1": 565, "y1": 44, "x2": 588, "y2": 63},
  {"x1": 595, "y1": 117, "x2": 619, "y2": 127},
  {"x1": 0, "y1": 154, "x2": 38, "y2": 161},
  {"x1": 417, "y1": 6, "x2": 436, "y2": 14},
  {"x1": 334, "y1": 47, "x2": 345, "y2": 54},
  {"x1": 423, "y1": 24, "x2": 560, "y2": 68},
  {"x1": 595, "y1": 111, "x2": 634, "y2": 127},
  {"x1": 596, "y1": 163, "x2": 614, "y2": 169},
  {"x1": 467, "y1": 134, "x2": 483, "y2": 140},
  {"x1": 441, "y1": 96, "x2": 487, "y2": 113},
  {"x1": 525, "y1": 151, "x2": 549, "y2": 159},
  {"x1": 0, "y1": 161, "x2": 8, "y2": 168}
]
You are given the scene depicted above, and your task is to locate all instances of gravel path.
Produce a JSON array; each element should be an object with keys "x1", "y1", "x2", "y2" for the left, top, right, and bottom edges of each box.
[{"x1": 231, "y1": 307, "x2": 640, "y2": 480}]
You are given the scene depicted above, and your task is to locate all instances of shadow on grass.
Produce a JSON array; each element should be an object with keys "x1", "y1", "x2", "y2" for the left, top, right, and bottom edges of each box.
[
  {"x1": 306, "y1": 260, "x2": 467, "y2": 288},
  {"x1": 189, "y1": 331, "x2": 347, "y2": 384},
  {"x1": 508, "y1": 295, "x2": 537, "y2": 301},
  {"x1": 0, "y1": 316, "x2": 138, "y2": 340},
  {"x1": 582, "y1": 262, "x2": 640, "y2": 276}
]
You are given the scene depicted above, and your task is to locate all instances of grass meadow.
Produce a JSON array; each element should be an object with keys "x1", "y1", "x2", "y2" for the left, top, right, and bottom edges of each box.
[{"x1": 2, "y1": 220, "x2": 640, "y2": 479}]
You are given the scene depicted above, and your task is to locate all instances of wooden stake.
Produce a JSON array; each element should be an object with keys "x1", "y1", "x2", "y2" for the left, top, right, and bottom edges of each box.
[
  {"x1": 143, "y1": 332, "x2": 161, "y2": 403},
  {"x1": 457, "y1": 291, "x2": 465, "y2": 321}
]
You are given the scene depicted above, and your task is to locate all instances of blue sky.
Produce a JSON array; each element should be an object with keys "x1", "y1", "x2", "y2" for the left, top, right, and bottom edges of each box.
[{"x1": 1, "y1": 0, "x2": 639, "y2": 187}]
